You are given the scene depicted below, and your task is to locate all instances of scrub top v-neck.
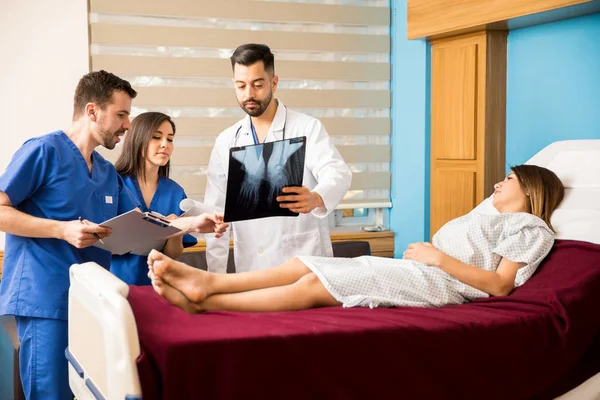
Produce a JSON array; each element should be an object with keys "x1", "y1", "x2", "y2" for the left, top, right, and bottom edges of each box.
[
  {"x1": 0, "y1": 131, "x2": 140, "y2": 320},
  {"x1": 110, "y1": 175, "x2": 197, "y2": 285}
]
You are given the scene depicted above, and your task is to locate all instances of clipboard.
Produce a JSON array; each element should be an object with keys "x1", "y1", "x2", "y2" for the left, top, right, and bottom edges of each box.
[
  {"x1": 224, "y1": 136, "x2": 306, "y2": 223},
  {"x1": 92, "y1": 210, "x2": 181, "y2": 255}
]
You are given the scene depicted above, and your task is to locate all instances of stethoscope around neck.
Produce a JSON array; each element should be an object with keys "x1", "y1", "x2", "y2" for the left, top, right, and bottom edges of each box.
[{"x1": 233, "y1": 104, "x2": 288, "y2": 147}]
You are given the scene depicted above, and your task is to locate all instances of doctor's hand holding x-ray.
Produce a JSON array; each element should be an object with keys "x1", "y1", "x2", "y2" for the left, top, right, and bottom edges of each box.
[
  {"x1": 204, "y1": 43, "x2": 352, "y2": 274},
  {"x1": 277, "y1": 186, "x2": 325, "y2": 214}
]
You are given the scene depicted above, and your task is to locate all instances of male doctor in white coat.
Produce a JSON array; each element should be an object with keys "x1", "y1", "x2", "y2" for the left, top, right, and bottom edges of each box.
[{"x1": 205, "y1": 43, "x2": 352, "y2": 273}]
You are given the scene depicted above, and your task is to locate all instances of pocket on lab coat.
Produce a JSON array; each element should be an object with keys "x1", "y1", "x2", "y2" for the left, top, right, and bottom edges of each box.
[
  {"x1": 233, "y1": 237, "x2": 272, "y2": 271},
  {"x1": 282, "y1": 230, "x2": 323, "y2": 258}
]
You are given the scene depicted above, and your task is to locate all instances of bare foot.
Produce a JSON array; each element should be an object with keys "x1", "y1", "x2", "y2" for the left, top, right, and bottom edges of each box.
[
  {"x1": 151, "y1": 277, "x2": 201, "y2": 314},
  {"x1": 148, "y1": 249, "x2": 210, "y2": 303}
]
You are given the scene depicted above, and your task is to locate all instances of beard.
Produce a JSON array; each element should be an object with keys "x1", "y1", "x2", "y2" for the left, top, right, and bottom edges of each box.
[
  {"x1": 99, "y1": 127, "x2": 125, "y2": 150},
  {"x1": 239, "y1": 92, "x2": 273, "y2": 117}
]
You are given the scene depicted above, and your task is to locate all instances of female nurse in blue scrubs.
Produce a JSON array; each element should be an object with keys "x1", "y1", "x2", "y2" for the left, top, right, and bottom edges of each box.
[{"x1": 111, "y1": 112, "x2": 198, "y2": 285}]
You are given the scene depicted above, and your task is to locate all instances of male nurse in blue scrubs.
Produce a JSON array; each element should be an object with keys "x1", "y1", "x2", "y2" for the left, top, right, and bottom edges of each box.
[{"x1": 0, "y1": 70, "x2": 141, "y2": 399}]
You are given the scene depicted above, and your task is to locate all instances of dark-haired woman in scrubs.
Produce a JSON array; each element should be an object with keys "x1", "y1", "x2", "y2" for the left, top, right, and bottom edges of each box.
[{"x1": 110, "y1": 112, "x2": 197, "y2": 285}]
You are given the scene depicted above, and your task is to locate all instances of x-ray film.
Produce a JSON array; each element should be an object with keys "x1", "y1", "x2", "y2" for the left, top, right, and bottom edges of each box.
[{"x1": 224, "y1": 136, "x2": 306, "y2": 222}]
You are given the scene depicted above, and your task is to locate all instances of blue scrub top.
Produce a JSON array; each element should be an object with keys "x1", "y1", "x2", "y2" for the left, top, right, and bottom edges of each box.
[
  {"x1": 0, "y1": 131, "x2": 140, "y2": 321},
  {"x1": 110, "y1": 175, "x2": 197, "y2": 285}
]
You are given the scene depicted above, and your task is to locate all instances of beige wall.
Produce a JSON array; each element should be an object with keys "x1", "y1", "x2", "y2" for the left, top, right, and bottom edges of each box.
[{"x1": 0, "y1": 0, "x2": 89, "y2": 249}]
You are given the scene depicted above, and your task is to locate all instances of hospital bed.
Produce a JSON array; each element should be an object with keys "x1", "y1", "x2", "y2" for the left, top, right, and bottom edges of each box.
[{"x1": 67, "y1": 140, "x2": 600, "y2": 399}]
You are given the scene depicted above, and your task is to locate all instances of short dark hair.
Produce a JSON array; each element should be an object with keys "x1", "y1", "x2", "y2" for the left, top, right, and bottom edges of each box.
[
  {"x1": 230, "y1": 43, "x2": 275, "y2": 75},
  {"x1": 73, "y1": 70, "x2": 137, "y2": 118},
  {"x1": 114, "y1": 112, "x2": 175, "y2": 183}
]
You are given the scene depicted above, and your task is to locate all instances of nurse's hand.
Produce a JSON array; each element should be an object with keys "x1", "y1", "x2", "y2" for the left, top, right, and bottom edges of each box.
[
  {"x1": 162, "y1": 214, "x2": 178, "y2": 221},
  {"x1": 402, "y1": 242, "x2": 444, "y2": 267},
  {"x1": 189, "y1": 213, "x2": 229, "y2": 238},
  {"x1": 61, "y1": 220, "x2": 111, "y2": 248},
  {"x1": 277, "y1": 186, "x2": 324, "y2": 214}
]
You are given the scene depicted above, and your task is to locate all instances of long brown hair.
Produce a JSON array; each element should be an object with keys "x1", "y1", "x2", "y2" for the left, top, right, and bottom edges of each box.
[
  {"x1": 114, "y1": 112, "x2": 176, "y2": 183},
  {"x1": 511, "y1": 165, "x2": 564, "y2": 231}
]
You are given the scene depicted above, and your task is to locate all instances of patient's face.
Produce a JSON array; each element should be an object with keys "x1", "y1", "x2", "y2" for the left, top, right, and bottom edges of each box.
[
  {"x1": 492, "y1": 172, "x2": 528, "y2": 213},
  {"x1": 233, "y1": 61, "x2": 278, "y2": 117}
]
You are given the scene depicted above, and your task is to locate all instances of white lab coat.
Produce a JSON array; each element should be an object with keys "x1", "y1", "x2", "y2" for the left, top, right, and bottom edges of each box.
[{"x1": 204, "y1": 100, "x2": 352, "y2": 273}]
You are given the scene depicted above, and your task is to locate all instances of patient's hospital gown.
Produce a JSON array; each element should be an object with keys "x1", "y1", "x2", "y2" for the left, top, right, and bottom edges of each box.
[{"x1": 298, "y1": 212, "x2": 554, "y2": 308}]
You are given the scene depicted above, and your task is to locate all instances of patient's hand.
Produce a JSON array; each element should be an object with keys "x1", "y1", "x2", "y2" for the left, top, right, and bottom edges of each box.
[{"x1": 402, "y1": 242, "x2": 444, "y2": 267}]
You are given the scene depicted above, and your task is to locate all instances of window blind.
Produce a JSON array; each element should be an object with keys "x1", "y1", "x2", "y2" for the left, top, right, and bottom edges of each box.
[{"x1": 90, "y1": 0, "x2": 391, "y2": 209}]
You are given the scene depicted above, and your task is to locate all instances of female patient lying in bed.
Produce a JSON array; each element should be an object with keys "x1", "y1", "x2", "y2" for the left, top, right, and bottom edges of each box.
[{"x1": 147, "y1": 165, "x2": 564, "y2": 313}]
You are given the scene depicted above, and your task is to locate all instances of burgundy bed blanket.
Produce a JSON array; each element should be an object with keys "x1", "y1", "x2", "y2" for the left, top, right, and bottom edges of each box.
[{"x1": 128, "y1": 240, "x2": 600, "y2": 400}]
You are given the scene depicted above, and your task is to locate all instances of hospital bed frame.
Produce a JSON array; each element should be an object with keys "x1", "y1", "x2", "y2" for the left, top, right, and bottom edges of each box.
[
  {"x1": 67, "y1": 262, "x2": 141, "y2": 400},
  {"x1": 66, "y1": 258, "x2": 600, "y2": 400},
  {"x1": 67, "y1": 139, "x2": 600, "y2": 399},
  {"x1": 66, "y1": 240, "x2": 373, "y2": 400}
]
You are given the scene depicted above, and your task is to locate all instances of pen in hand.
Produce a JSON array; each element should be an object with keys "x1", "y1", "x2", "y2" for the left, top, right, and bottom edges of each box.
[{"x1": 78, "y1": 216, "x2": 105, "y2": 245}]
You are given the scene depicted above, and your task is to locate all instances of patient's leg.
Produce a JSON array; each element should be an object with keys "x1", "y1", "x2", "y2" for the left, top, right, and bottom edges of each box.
[
  {"x1": 149, "y1": 251, "x2": 209, "y2": 303},
  {"x1": 197, "y1": 272, "x2": 340, "y2": 312},
  {"x1": 148, "y1": 250, "x2": 312, "y2": 303},
  {"x1": 151, "y1": 278, "x2": 198, "y2": 314}
]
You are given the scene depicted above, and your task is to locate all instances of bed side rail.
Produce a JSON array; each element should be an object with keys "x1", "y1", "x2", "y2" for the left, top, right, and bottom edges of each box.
[{"x1": 68, "y1": 262, "x2": 142, "y2": 400}]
